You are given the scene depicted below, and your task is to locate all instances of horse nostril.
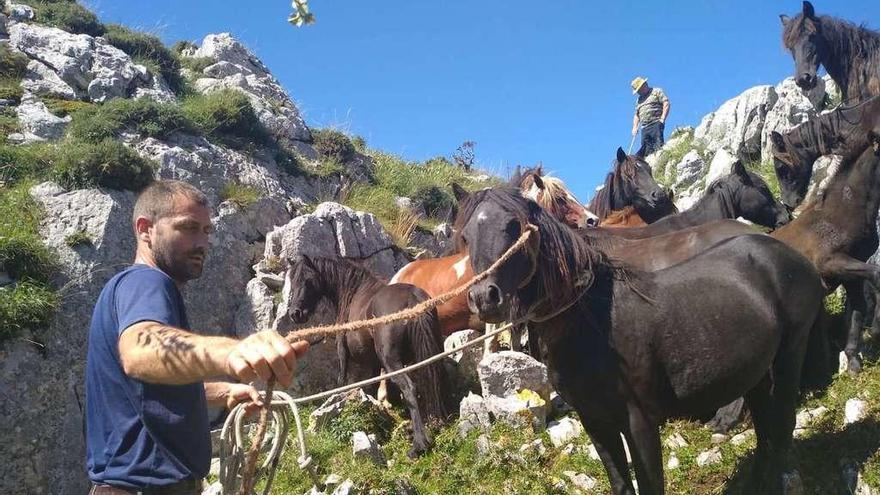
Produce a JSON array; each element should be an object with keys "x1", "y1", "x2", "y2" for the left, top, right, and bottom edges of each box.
[
  {"x1": 487, "y1": 284, "x2": 503, "y2": 306},
  {"x1": 292, "y1": 308, "x2": 303, "y2": 320}
]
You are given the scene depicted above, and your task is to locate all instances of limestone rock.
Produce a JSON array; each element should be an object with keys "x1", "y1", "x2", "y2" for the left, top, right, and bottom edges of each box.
[
  {"x1": 704, "y1": 148, "x2": 739, "y2": 186},
  {"x1": 562, "y1": 471, "x2": 598, "y2": 492},
  {"x1": 664, "y1": 432, "x2": 688, "y2": 450},
  {"x1": 351, "y1": 431, "x2": 385, "y2": 466},
  {"x1": 794, "y1": 406, "x2": 829, "y2": 437},
  {"x1": 695, "y1": 85, "x2": 777, "y2": 160},
  {"x1": 547, "y1": 417, "x2": 584, "y2": 448},
  {"x1": 7, "y1": 2, "x2": 34, "y2": 22},
  {"x1": 478, "y1": 351, "x2": 551, "y2": 403},
  {"x1": 485, "y1": 391, "x2": 547, "y2": 430},
  {"x1": 731, "y1": 429, "x2": 755, "y2": 446},
  {"x1": 458, "y1": 392, "x2": 491, "y2": 436},
  {"x1": 845, "y1": 399, "x2": 868, "y2": 425},
  {"x1": 232, "y1": 278, "x2": 277, "y2": 337},
  {"x1": 519, "y1": 438, "x2": 547, "y2": 457},
  {"x1": 475, "y1": 433, "x2": 492, "y2": 456},
  {"x1": 21, "y1": 59, "x2": 78, "y2": 99},
  {"x1": 671, "y1": 149, "x2": 704, "y2": 190},
  {"x1": 667, "y1": 455, "x2": 680, "y2": 470},
  {"x1": 444, "y1": 329, "x2": 482, "y2": 392},
  {"x1": 192, "y1": 33, "x2": 310, "y2": 144},
  {"x1": 761, "y1": 77, "x2": 825, "y2": 160},
  {"x1": 15, "y1": 92, "x2": 70, "y2": 142},
  {"x1": 696, "y1": 447, "x2": 722, "y2": 467}
]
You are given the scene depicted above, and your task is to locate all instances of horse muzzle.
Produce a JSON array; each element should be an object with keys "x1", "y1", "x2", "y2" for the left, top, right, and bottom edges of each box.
[
  {"x1": 796, "y1": 73, "x2": 818, "y2": 90},
  {"x1": 290, "y1": 307, "x2": 310, "y2": 324},
  {"x1": 467, "y1": 282, "x2": 508, "y2": 324}
]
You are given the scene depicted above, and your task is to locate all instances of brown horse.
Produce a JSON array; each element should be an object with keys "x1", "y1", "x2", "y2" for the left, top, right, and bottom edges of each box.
[
  {"x1": 459, "y1": 187, "x2": 825, "y2": 494},
  {"x1": 286, "y1": 255, "x2": 453, "y2": 457},
  {"x1": 390, "y1": 177, "x2": 590, "y2": 341},
  {"x1": 512, "y1": 164, "x2": 597, "y2": 228},
  {"x1": 772, "y1": 135, "x2": 880, "y2": 374},
  {"x1": 781, "y1": 1, "x2": 880, "y2": 102},
  {"x1": 587, "y1": 147, "x2": 676, "y2": 224},
  {"x1": 599, "y1": 205, "x2": 649, "y2": 228}
]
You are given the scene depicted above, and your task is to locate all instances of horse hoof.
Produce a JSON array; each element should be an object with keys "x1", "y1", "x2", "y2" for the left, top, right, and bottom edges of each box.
[{"x1": 847, "y1": 357, "x2": 863, "y2": 376}]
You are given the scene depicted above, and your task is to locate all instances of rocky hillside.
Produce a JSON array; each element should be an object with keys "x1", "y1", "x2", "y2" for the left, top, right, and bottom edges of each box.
[
  {"x1": 0, "y1": 2, "x2": 491, "y2": 493},
  {"x1": 645, "y1": 75, "x2": 840, "y2": 210}
]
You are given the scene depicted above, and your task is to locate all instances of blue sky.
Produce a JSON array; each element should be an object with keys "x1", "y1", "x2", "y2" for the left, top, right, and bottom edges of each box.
[{"x1": 91, "y1": 0, "x2": 875, "y2": 202}]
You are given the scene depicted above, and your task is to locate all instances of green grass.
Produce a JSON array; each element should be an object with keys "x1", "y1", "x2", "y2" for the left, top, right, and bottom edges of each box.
[
  {"x1": 265, "y1": 352, "x2": 880, "y2": 495},
  {"x1": 101, "y1": 23, "x2": 186, "y2": 95},
  {"x1": 0, "y1": 182, "x2": 57, "y2": 344},
  {"x1": 39, "y1": 97, "x2": 94, "y2": 118},
  {"x1": 51, "y1": 139, "x2": 155, "y2": 191},
  {"x1": 179, "y1": 89, "x2": 271, "y2": 150},
  {"x1": 652, "y1": 129, "x2": 711, "y2": 188},
  {"x1": 0, "y1": 108, "x2": 21, "y2": 144},
  {"x1": 218, "y1": 182, "x2": 261, "y2": 209},
  {"x1": 178, "y1": 56, "x2": 216, "y2": 74},
  {"x1": 68, "y1": 97, "x2": 198, "y2": 143},
  {"x1": 0, "y1": 44, "x2": 29, "y2": 105},
  {"x1": 745, "y1": 159, "x2": 782, "y2": 199},
  {"x1": 63, "y1": 230, "x2": 92, "y2": 247},
  {"x1": 16, "y1": 0, "x2": 105, "y2": 37},
  {"x1": 0, "y1": 142, "x2": 55, "y2": 185},
  {"x1": 311, "y1": 128, "x2": 356, "y2": 165}
]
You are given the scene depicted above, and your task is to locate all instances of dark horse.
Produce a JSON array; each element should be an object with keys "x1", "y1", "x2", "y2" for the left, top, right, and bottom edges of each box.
[
  {"x1": 608, "y1": 161, "x2": 790, "y2": 240},
  {"x1": 587, "y1": 147, "x2": 676, "y2": 224},
  {"x1": 458, "y1": 187, "x2": 825, "y2": 494},
  {"x1": 770, "y1": 94, "x2": 880, "y2": 209},
  {"x1": 782, "y1": 1, "x2": 880, "y2": 101},
  {"x1": 773, "y1": 138, "x2": 880, "y2": 374},
  {"x1": 286, "y1": 255, "x2": 453, "y2": 457}
]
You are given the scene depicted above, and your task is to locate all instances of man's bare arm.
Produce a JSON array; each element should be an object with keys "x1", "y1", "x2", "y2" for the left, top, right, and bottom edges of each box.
[
  {"x1": 119, "y1": 322, "x2": 308, "y2": 386},
  {"x1": 661, "y1": 100, "x2": 670, "y2": 123},
  {"x1": 632, "y1": 113, "x2": 640, "y2": 136}
]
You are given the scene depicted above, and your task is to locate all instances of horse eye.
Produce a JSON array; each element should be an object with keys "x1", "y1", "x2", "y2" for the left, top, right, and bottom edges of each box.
[{"x1": 505, "y1": 220, "x2": 521, "y2": 237}]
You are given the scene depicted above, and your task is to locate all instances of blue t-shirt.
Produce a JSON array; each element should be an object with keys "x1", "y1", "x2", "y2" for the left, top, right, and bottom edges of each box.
[{"x1": 85, "y1": 264, "x2": 210, "y2": 488}]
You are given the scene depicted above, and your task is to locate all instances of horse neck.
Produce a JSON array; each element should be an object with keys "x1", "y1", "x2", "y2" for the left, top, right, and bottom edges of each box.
[
  {"x1": 822, "y1": 148, "x2": 880, "y2": 222},
  {"x1": 694, "y1": 182, "x2": 738, "y2": 220},
  {"x1": 313, "y1": 259, "x2": 385, "y2": 317},
  {"x1": 819, "y1": 16, "x2": 880, "y2": 101}
]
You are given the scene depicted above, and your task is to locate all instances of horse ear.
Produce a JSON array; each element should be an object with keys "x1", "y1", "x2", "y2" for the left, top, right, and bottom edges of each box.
[
  {"x1": 770, "y1": 131, "x2": 787, "y2": 153},
  {"x1": 533, "y1": 174, "x2": 546, "y2": 191},
  {"x1": 732, "y1": 161, "x2": 752, "y2": 183},
  {"x1": 536, "y1": 163, "x2": 544, "y2": 176},
  {"x1": 616, "y1": 147, "x2": 627, "y2": 164},
  {"x1": 451, "y1": 183, "x2": 469, "y2": 202},
  {"x1": 780, "y1": 14, "x2": 790, "y2": 26},
  {"x1": 803, "y1": 1, "x2": 815, "y2": 19}
]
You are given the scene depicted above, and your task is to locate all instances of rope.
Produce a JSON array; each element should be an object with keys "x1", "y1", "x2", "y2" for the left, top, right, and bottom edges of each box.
[{"x1": 284, "y1": 224, "x2": 539, "y2": 342}]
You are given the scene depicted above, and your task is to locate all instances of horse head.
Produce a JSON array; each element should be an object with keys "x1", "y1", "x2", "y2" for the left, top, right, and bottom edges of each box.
[
  {"x1": 781, "y1": 1, "x2": 825, "y2": 91},
  {"x1": 715, "y1": 161, "x2": 791, "y2": 228},
  {"x1": 287, "y1": 254, "x2": 325, "y2": 324},
  {"x1": 770, "y1": 130, "x2": 814, "y2": 209},
  {"x1": 613, "y1": 147, "x2": 673, "y2": 223}
]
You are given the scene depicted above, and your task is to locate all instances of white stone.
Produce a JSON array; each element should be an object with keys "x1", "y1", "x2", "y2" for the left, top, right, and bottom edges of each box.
[
  {"x1": 696, "y1": 85, "x2": 777, "y2": 160},
  {"x1": 351, "y1": 431, "x2": 385, "y2": 466},
  {"x1": 331, "y1": 479, "x2": 356, "y2": 495},
  {"x1": 671, "y1": 149, "x2": 705, "y2": 190},
  {"x1": 546, "y1": 417, "x2": 584, "y2": 448},
  {"x1": 478, "y1": 351, "x2": 551, "y2": 402},
  {"x1": 458, "y1": 392, "x2": 491, "y2": 437},
  {"x1": 586, "y1": 443, "x2": 600, "y2": 461},
  {"x1": 7, "y1": 2, "x2": 34, "y2": 21},
  {"x1": 664, "y1": 432, "x2": 688, "y2": 450},
  {"x1": 563, "y1": 471, "x2": 598, "y2": 492},
  {"x1": 705, "y1": 148, "x2": 739, "y2": 186},
  {"x1": 731, "y1": 429, "x2": 755, "y2": 446},
  {"x1": 667, "y1": 455, "x2": 680, "y2": 470},
  {"x1": 14, "y1": 92, "x2": 70, "y2": 143},
  {"x1": 844, "y1": 399, "x2": 868, "y2": 425},
  {"x1": 696, "y1": 448, "x2": 722, "y2": 467},
  {"x1": 711, "y1": 433, "x2": 728, "y2": 444},
  {"x1": 519, "y1": 438, "x2": 546, "y2": 457},
  {"x1": 783, "y1": 470, "x2": 805, "y2": 495}
]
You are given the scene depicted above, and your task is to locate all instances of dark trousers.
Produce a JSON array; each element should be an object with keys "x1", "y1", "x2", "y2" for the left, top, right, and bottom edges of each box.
[
  {"x1": 89, "y1": 478, "x2": 202, "y2": 495},
  {"x1": 638, "y1": 121, "x2": 665, "y2": 157}
]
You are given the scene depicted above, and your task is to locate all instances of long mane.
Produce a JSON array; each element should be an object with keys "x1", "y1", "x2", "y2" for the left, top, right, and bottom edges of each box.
[
  {"x1": 780, "y1": 95, "x2": 880, "y2": 166},
  {"x1": 587, "y1": 156, "x2": 640, "y2": 220}
]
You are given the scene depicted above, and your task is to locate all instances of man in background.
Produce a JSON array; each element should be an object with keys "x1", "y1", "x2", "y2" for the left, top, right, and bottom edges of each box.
[{"x1": 631, "y1": 76, "x2": 671, "y2": 157}]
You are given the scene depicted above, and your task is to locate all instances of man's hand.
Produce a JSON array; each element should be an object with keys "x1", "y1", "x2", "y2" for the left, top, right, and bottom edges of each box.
[
  {"x1": 631, "y1": 127, "x2": 638, "y2": 136},
  {"x1": 224, "y1": 331, "x2": 309, "y2": 388},
  {"x1": 205, "y1": 381, "x2": 264, "y2": 414}
]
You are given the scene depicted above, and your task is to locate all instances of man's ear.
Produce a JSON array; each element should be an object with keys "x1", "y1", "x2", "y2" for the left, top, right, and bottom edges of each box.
[{"x1": 135, "y1": 216, "x2": 154, "y2": 243}]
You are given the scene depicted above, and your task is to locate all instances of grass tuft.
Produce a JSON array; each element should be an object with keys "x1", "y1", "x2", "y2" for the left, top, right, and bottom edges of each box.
[
  {"x1": 311, "y1": 128, "x2": 356, "y2": 164},
  {"x1": 68, "y1": 97, "x2": 197, "y2": 142},
  {"x1": 64, "y1": 230, "x2": 92, "y2": 247},
  {"x1": 16, "y1": 0, "x2": 105, "y2": 36},
  {"x1": 51, "y1": 139, "x2": 155, "y2": 191},
  {"x1": 179, "y1": 89, "x2": 270, "y2": 150},
  {"x1": 219, "y1": 182, "x2": 261, "y2": 209}
]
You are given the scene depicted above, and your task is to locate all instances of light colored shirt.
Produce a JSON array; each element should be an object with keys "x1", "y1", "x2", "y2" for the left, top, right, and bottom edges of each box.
[{"x1": 636, "y1": 87, "x2": 669, "y2": 125}]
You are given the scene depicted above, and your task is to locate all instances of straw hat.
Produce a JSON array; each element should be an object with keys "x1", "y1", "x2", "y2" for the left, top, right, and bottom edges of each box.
[{"x1": 631, "y1": 76, "x2": 648, "y2": 94}]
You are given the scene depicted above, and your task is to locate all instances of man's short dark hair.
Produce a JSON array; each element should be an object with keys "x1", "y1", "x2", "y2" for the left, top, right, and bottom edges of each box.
[{"x1": 132, "y1": 180, "x2": 209, "y2": 230}]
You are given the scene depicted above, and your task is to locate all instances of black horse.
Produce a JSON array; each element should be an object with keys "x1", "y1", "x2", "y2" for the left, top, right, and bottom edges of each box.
[
  {"x1": 286, "y1": 255, "x2": 453, "y2": 457},
  {"x1": 608, "y1": 160, "x2": 790, "y2": 239},
  {"x1": 770, "y1": 94, "x2": 880, "y2": 209},
  {"x1": 781, "y1": 1, "x2": 880, "y2": 101},
  {"x1": 587, "y1": 147, "x2": 675, "y2": 224},
  {"x1": 457, "y1": 187, "x2": 825, "y2": 494}
]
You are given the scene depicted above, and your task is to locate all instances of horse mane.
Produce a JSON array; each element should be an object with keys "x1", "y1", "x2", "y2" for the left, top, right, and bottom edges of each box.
[
  {"x1": 780, "y1": 94, "x2": 880, "y2": 164},
  {"x1": 455, "y1": 187, "x2": 635, "y2": 306},
  {"x1": 304, "y1": 256, "x2": 387, "y2": 320},
  {"x1": 588, "y1": 156, "x2": 640, "y2": 220},
  {"x1": 783, "y1": 12, "x2": 880, "y2": 101},
  {"x1": 507, "y1": 164, "x2": 544, "y2": 187}
]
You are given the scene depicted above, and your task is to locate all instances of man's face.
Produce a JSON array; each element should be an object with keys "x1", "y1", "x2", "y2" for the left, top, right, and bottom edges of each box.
[
  {"x1": 637, "y1": 84, "x2": 650, "y2": 96},
  {"x1": 149, "y1": 197, "x2": 213, "y2": 284}
]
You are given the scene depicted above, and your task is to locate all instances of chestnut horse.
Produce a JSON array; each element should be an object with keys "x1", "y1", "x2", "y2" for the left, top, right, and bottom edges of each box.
[{"x1": 390, "y1": 175, "x2": 590, "y2": 341}]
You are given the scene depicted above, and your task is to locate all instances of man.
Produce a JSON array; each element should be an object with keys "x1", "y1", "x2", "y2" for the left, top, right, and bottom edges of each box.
[
  {"x1": 85, "y1": 180, "x2": 309, "y2": 494},
  {"x1": 631, "y1": 76, "x2": 670, "y2": 157}
]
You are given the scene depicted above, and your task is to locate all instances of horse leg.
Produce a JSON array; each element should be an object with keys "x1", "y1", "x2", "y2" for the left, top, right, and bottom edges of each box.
[
  {"x1": 582, "y1": 418, "x2": 636, "y2": 495},
  {"x1": 336, "y1": 334, "x2": 349, "y2": 387},
  {"x1": 623, "y1": 404, "x2": 664, "y2": 495},
  {"x1": 375, "y1": 337, "x2": 432, "y2": 458},
  {"x1": 743, "y1": 374, "x2": 777, "y2": 494},
  {"x1": 510, "y1": 322, "x2": 523, "y2": 353},
  {"x1": 842, "y1": 280, "x2": 867, "y2": 375}
]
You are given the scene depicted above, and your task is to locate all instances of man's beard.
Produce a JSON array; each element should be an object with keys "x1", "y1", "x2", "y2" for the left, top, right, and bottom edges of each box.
[{"x1": 152, "y1": 240, "x2": 206, "y2": 283}]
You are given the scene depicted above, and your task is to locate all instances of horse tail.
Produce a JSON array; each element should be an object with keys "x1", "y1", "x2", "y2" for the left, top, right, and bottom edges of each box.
[{"x1": 408, "y1": 308, "x2": 454, "y2": 423}]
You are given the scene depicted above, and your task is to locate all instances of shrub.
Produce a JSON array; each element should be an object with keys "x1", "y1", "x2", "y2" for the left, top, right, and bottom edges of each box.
[
  {"x1": 745, "y1": 159, "x2": 781, "y2": 199},
  {"x1": 311, "y1": 128, "x2": 356, "y2": 164},
  {"x1": 413, "y1": 185, "x2": 455, "y2": 220},
  {"x1": 323, "y1": 399, "x2": 395, "y2": 444},
  {"x1": 0, "y1": 109, "x2": 21, "y2": 143},
  {"x1": 171, "y1": 40, "x2": 198, "y2": 55},
  {"x1": 40, "y1": 97, "x2": 94, "y2": 117},
  {"x1": 0, "y1": 280, "x2": 59, "y2": 343},
  {"x1": 68, "y1": 97, "x2": 198, "y2": 142},
  {"x1": 102, "y1": 24, "x2": 185, "y2": 94},
  {"x1": 351, "y1": 135, "x2": 367, "y2": 152},
  {"x1": 219, "y1": 182, "x2": 261, "y2": 209},
  {"x1": 0, "y1": 44, "x2": 28, "y2": 104},
  {"x1": 274, "y1": 147, "x2": 304, "y2": 177},
  {"x1": 51, "y1": 139, "x2": 155, "y2": 191},
  {"x1": 179, "y1": 56, "x2": 216, "y2": 74},
  {"x1": 19, "y1": 0, "x2": 105, "y2": 36},
  {"x1": 0, "y1": 142, "x2": 55, "y2": 185},
  {"x1": 180, "y1": 89, "x2": 270, "y2": 149}
]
